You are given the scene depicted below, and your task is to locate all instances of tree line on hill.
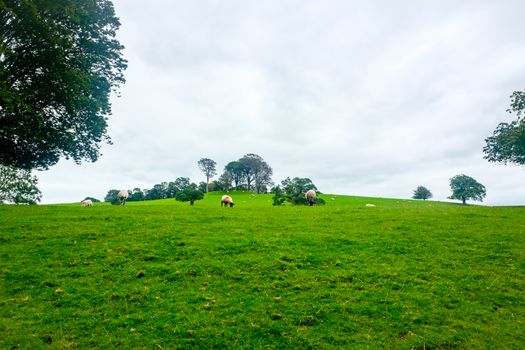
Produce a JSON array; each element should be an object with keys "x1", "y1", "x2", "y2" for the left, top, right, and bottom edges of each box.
[
  {"x1": 412, "y1": 175, "x2": 486, "y2": 205},
  {"x1": 104, "y1": 177, "x2": 204, "y2": 205},
  {"x1": 103, "y1": 154, "x2": 274, "y2": 205},
  {"x1": 101, "y1": 154, "x2": 331, "y2": 206}
]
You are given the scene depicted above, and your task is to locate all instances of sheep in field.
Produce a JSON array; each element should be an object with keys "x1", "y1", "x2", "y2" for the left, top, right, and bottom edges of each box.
[
  {"x1": 118, "y1": 190, "x2": 129, "y2": 205},
  {"x1": 81, "y1": 199, "x2": 93, "y2": 207},
  {"x1": 221, "y1": 195, "x2": 234, "y2": 207},
  {"x1": 305, "y1": 189, "x2": 317, "y2": 206}
]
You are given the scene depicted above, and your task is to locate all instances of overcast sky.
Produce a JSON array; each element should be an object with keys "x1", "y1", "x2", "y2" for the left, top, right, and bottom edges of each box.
[{"x1": 38, "y1": 0, "x2": 525, "y2": 205}]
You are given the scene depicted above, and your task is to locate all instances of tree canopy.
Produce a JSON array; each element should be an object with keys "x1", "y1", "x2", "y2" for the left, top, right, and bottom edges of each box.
[
  {"x1": 224, "y1": 161, "x2": 247, "y2": 190},
  {"x1": 0, "y1": 164, "x2": 41, "y2": 204},
  {"x1": 0, "y1": 0, "x2": 127, "y2": 170},
  {"x1": 272, "y1": 177, "x2": 324, "y2": 206},
  {"x1": 448, "y1": 174, "x2": 486, "y2": 205},
  {"x1": 483, "y1": 91, "x2": 525, "y2": 165},
  {"x1": 175, "y1": 182, "x2": 204, "y2": 205},
  {"x1": 412, "y1": 186, "x2": 432, "y2": 200}
]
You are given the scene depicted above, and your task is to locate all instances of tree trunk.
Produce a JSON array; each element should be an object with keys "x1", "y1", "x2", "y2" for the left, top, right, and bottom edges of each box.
[
  {"x1": 206, "y1": 175, "x2": 209, "y2": 193},
  {"x1": 462, "y1": 197, "x2": 466, "y2": 205}
]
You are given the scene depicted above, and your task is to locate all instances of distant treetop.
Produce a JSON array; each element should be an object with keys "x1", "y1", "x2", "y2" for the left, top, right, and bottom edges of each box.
[{"x1": 412, "y1": 186, "x2": 432, "y2": 200}]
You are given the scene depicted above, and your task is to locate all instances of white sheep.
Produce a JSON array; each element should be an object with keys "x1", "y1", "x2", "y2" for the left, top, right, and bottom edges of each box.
[
  {"x1": 221, "y1": 195, "x2": 234, "y2": 207},
  {"x1": 81, "y1": 199, "x2": 93, "y2": 207},
  {"x1": 118, "y1": 190, "x2": 129, "y2": 205},
  {"x1": 305, "y1": 189, "x2": 317, "y2": 206}
]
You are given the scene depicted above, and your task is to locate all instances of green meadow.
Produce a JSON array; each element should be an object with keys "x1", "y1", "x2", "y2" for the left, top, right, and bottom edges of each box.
[{"x1": 0, "y1": 192, "x2": 523, "y2": 349}]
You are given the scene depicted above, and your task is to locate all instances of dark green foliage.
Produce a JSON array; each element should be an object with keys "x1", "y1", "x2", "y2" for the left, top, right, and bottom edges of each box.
[
  {"x1": 279, "y1": 177, "x2": 322, "y2": 205},
  {"x1": 166, "y1": 182, "x2": 178, "y2": 198},
  {"x1": 145, "y1": 183, "x2": 168, "y2": 200},
  {"x1": 221, "y1": 155, "x2": 273, "y2": 193},
  {"x1": 166, "y1": 177, "x2": 191, "y2": 198},
  {"x1": 271, "y1": 185, "x2": 286, "y2": 206},
  {"x1": 0, "y1": 164, "x2": 41, "y2": 204},
  {"x1": 175, "y1": 182, "x2": 204, "y2": 205},
  {"x1": 82, "y1": 196, "x2": 100, "y2": 203},
  {"x1": 197, "y1": 158, "x2": 217, "y2": 193},
  {"x1": 238, "y1": 154, "x2": 273, "y2": 193},
  {"x1": 484, "y1": 91, "x2": 525, "y2": 165},
  {"x1": 449, "y1": 174, "x2": 486, "y2": 205},
  {"x1": 0, "y1": 0, "x2": 127, "y2": 170},
  {"x1": 128, "y1": 188, "x2": 145, "y2": 202},
  {"x1": 198, "y1": 181, "x2": 207, "y2": 193},
  {"x1": 104, "y1": 189, "x2": 120, "y2": 205},
  {"x1": 172, "y1": 177, "x2": 190, "y2": 192},
  {"x1": 412, "y1": 186, "x2": 432, "y2": 200},
  {"x1": 224, "y1": 161, "x2": 247, "y2": 190},
  {"x1": 216, "y1": 171, "x2": 233, "y2": 191}
]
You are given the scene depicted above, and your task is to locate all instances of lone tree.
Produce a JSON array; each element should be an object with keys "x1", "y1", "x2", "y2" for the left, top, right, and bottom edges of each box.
[
  {"x1": 412, "y1": 186, "x2": 432, "y2": 200},
  {"x1": 0, "y1": 0, "x2": 127, "y2": 170},
  {"x1": 448, "y1": 174, "x2": 486, "y2": 205},
  {"x1": 0, "y1": 165, "x2": 42, "y2": 204},
  {"x1": 483, "y1": 90, "x2": 525, "y2": 165},
  {"x1": 175, "y1": 182, "x2": 204, "y2": 205},
  {"x1": 197, "y1": 158, "x2": 217, "y2": 192}
]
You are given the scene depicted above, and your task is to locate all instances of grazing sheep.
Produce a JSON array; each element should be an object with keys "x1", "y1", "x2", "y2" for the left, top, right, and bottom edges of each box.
[
  {"x1": 305, "y1": 189, "x2": 317, "y2": 206},
  {"x1": 118, "y1": 190, "x2": 129, "y2": 205},
  {"x1": 365, "y1": 204, "x2": 376, "y2": 207},
  {"x1": 221, "y1": 195, "x2": 234, "y2": 207},
  {"x1": 81, "y1": 199, "x2": 93, "y2": 207}
]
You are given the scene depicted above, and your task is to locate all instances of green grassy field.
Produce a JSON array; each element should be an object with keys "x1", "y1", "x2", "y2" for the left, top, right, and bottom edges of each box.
[{"x1": 1, "y1": 192, "x2": 524, "y2": 349}]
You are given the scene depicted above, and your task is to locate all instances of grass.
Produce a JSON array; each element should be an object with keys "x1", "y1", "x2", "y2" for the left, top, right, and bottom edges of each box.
[{"x1": 0, "y1": 192, "x2": 524, "y2": 349}]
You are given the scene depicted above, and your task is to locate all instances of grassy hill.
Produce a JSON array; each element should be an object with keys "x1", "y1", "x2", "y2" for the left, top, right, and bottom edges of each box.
[{"x1": 0, "y1": 192, "x2": 523, "y2": 349}]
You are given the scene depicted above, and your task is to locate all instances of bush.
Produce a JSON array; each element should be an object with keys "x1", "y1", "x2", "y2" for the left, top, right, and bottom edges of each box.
[
  {"x1": 271, "y1": 186, "x2": 286, "y2": 206},
  {"x1": 175, "y1": 183, "x2": 204, "y2": 205},
  {"x1": 274, "y1": 177, "x2": 324, "y2": 206}
]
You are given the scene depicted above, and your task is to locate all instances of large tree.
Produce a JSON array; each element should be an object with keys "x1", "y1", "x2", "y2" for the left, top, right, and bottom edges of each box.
[
  {"x1": 0, "y1": 0, "x2": 127, "y2": 170},
  {"x1": 254, "y1": 161, "x2": 273, "y2": 194},
  {"x1": 238, "y1": 153, "x2": 273, "y2": 193},
  {"x1": 448, "y1": 174, "x2": 486, "y2": 205},
  {"x1": 483, "y1": 91, "x2": 525, "y2": 165},
  {"x1": 224, "y1": 161, "x2": 246, "y2": 190},
  {"x1": 197, "y1": 158, "x2": 217, "y2": 192},
  {"x1": 216, "y1": 172, "x2": 233, "y2": 191},
  {"x1": 0, "y1": 164, "x2": 41, "y2": 204}
]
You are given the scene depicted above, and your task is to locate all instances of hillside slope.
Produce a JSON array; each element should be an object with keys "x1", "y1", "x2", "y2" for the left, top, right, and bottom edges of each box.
[{"x1": 1, "y1": 193, "x2": 523, "y2": 348}]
